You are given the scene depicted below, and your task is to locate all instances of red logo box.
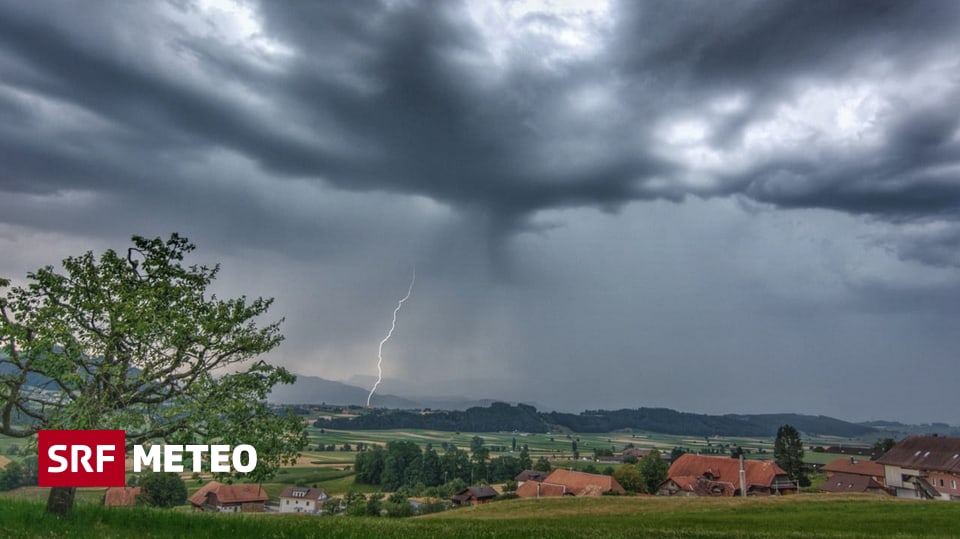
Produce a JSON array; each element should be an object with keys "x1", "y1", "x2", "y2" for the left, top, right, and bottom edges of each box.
[{"x1": 38, "y1": 430, "x2": 126, "y2": 487}]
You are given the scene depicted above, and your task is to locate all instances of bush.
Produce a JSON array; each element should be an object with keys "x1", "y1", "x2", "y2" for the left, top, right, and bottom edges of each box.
[{"x1": 138, "y1": 472, "x2": 188, "y2": 508}]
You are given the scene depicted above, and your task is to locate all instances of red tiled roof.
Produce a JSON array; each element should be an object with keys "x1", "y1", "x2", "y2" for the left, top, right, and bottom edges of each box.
[
  {"x1": 104, "y1": 486, "x2": 141, "y2": 506},
  {"x1": 820, "y1": 473, "x2": 886, "y2": 493},
  {"x1": 541, "y1": 469, "x2": 626, "y2": 495},
  {"x1": 667, "y1": 454, "x2": 788, "y2": 490},
  {"x1": 516, "y1": 480, "x2": 571, "y2": 498},
  {"x1": 189, "y1": 481, "x2": 269, "y2": 507},
  {"x1": 667, "y1": 475, "x2": 737, "y2": 496},
  {"x1": 876, "y1": 436, "x2": 960, "y2": 473},
  {"x1": 822, "y1": 457, "x2": 885, "y2": 477}
]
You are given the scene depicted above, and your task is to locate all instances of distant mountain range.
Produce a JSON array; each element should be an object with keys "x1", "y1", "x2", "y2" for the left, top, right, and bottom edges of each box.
[
  {"x1": 274, "y1": 374, "x2": 872, "y2": 437},
  {"x1": 5, "y1": 358, "x2": 954, "y2": 438},
  {"x1": 268, "y1": 373, "x2": 505, "y2": 411}
]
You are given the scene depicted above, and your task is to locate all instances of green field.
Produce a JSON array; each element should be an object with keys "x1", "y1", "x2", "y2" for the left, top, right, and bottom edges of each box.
[
  {"x1": 1, "y1": 427, "x2": 880, "y2": 501},
  {"x1": 2, "y1": 494, "x2": 958, "y2": 538}
]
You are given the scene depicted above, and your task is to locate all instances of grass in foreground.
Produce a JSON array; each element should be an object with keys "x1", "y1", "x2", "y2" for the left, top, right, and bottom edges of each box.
[{"x1": 2, "y1": 494, "x2": 959, "y2": 539}]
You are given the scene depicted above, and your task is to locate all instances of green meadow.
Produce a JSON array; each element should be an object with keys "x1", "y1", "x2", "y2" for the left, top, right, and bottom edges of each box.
[{"x1": 2, "y1": 494, "x2": 958, "y2": 538}]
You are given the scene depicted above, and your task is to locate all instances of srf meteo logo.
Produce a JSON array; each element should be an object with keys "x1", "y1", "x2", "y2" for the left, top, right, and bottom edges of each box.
[{"x1": 37, "y1": 430, "x2": 257, "y2": 487}]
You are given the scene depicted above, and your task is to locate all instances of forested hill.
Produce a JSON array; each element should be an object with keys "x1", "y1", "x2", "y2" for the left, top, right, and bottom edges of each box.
[
  {"x1": 315, "y1": 402, "x2": 549, "y2": 433},
  {"x1": 313, "y1": 403, "x2": 878, "y2": 437}
]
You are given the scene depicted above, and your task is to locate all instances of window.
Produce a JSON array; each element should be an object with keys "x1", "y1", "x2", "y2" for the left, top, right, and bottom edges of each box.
[
  {"x1": 939, "y1": 479, "x2": 945, "y2": 487},
  {"x1": 952, "y1": 479, "x2": 956, "y2": 490}
]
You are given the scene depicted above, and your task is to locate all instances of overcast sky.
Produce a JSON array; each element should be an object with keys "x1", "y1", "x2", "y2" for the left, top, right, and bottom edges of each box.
[{"x1": 2, "y1": 0, "x2": 959, "y2": 424}]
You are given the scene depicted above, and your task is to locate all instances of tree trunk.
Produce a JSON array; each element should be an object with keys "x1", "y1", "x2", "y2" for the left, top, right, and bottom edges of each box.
[{"x1": 46, "y1": 486, "x2": 76, "y2": 517}]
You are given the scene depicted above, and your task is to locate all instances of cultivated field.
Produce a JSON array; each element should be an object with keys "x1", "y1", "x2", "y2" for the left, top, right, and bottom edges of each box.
[
  {"x1": 1, "y1": 494, "x2": 958, "y2": 538},
  {"x1": 0, "y1": 426, "x2": 884, "y2": 498}
]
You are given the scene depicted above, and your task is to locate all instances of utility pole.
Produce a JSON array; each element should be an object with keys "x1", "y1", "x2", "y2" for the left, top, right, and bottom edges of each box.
[{"x1": 739, "y1": 454, "x2": 747, "y2": 498}]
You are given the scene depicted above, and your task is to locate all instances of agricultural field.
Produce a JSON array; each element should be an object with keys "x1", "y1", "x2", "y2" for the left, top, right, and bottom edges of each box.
[
  {"x1": 2, "y1": 494, "x2": 959, "y2": 538},
  {"x1": 1, "y1": 426, "x2": 881, "y2": 499}
]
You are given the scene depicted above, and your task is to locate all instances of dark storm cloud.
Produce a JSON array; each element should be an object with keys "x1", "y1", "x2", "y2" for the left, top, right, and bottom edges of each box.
[
  {"x1": 2, "y1": 0, "x2": 960, "y2": 423},
  {"x1": 2, "y1": 0, "x2": 958, "y2": 240}
]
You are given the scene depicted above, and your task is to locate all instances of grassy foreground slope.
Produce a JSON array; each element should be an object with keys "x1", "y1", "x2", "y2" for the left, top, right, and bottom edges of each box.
[{"x1": 2, "y1": 495, "x2": 959, "y2": 539}]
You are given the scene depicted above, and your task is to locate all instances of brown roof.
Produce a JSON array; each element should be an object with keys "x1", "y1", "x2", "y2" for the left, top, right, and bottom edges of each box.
[
  {"x1": 279, "y1": 486, "x2": 327, "y2": 501},
  {"x1": 516, "y1": 480, "x2": 573, "y2": 498},
  {"x1": 0, "y1": 455, "x2": 10, "y2": 470},
  {"x1": 876, "y1": 436, "x2": 960, "y2": 473},
  {"x1": 515, "y1": 469, "x2": 550, "y2": 482},
  {"x1": 104, "y1": 486, "x2": 141, "y2": 506},
  {"x1": 189, "y1": 481, "x2": 269, "y2": 507},
  {"x1": 540, "y1": 469, "x2": 626, "y2": 495},
  {"x1": 820, "y1": 473, "x2": 886, "y2": 494},
  {"x1": 666, "y1": 475, "x2": 737, "y2": 496},
  {"x1": 667, "y1": 454, "x2": 790, "y2": 490},
  {"x1": 822, "y1": 457, "x2": 885, "y2": 477},
  {"x1": 451, "y1": 485, "x2": 499, "y2": 503}
]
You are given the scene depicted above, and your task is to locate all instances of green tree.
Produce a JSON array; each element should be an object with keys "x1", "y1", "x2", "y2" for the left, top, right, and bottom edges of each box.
[
  {"x1": 873, "y1": 438, "x2": 897, "y2": 455},
  {"x1": 612, "y1": 464, "x2": 642, "y2": 493},
  {"x1": 138, "y1": 472, "x2": 187, "y2": 508},
  {"x1": 489, "y1": 455, "x2": 522, "y2": 483},
  {"x1": 355, "y1": 445, "x2": 387, "y2": 485},
  {"x1": 638, "y1": 450, "x2": 669, "y2": 494},
  {"x1": 471, "y1": 446, "x2": 490, "y2": 483},
  {"x1": 774, "y1": 424, "x2": 810, "y2": 487},
  {"x1": 441, "y1": 447, "x2": 470, "y2": 483},
  {"x1": 0, "y1": 460, "x2": 25, "y2": 490},
  {"x1": 420, "y1": 447, "x2": 442, "y2": 487},
  {"x1": 366, "y1": 492, "x2": 384, "y2": 516},
  {"x1": 533, "y1": 456, "x2": 552, "y2": 472},
  {"x1": 343, "y1": 491, "x2": 367, "y2": 516},
  {"x1": 470, "y1": 436, "x2": 485, "y2": 453},
  {"x1": 0, "y1": 234, "x2": 306, "y2": 515},
  {"x1": 518, "y1": 446, "x2": 532, "y2": 470}
]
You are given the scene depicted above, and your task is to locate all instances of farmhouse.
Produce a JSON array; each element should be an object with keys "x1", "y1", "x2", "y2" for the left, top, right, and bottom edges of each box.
[
  {"x1": 103, "y1": 486, "x2": 141, "y2": 506},
  {"x1": 514, "y1": 469, "x2": 550, "y2": 484},
  {"x1": 278, "y1": 486, "x2": 328, "y2": 514},
  {"x1": 820, "y1": 457, "x2": 888, "y2": 495},
  {"x1": 876, "y1": 436, "x2": 960, "y2": 500},
  {"x1": 451, "y1": 485, "x2": 499, "y2": 505},
  {"x1": 658, "y1": 454, "x2": 796, "y2": 496},
  {"x1": 515, "y1": 469, "x2": 625, "y2": 498},
  {"x1": 188, "y1": 481, "x2": 269, "y2": 513}
]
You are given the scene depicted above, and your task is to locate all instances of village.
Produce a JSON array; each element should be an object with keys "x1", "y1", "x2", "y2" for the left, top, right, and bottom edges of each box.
[{"x1": 85, "y1": 433, "x2": 960, "y2": 514}]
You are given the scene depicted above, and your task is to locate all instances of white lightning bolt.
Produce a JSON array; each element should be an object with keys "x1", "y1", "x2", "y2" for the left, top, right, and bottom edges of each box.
[{"x1": 366, "y1": 269, "x2": 416, "y2": 407}]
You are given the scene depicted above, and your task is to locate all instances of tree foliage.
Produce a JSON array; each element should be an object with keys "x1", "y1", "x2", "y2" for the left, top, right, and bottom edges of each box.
[
  {"x1": 637, "y1": 450, "x2": 669, "y2": 494},
  {"x1": 315, "y1": 404, "x2": 876, "y2": 438},
  {"x1": 138, "y1": 472, "x2": 187, "y2": 508},
  {"x1": 0, "y1": 234, "x2": 306, "y2": 513},
  {"x1": 612, "y1": 464, "x2": 642, "y2": 493},
  {"x1": 873, "y1": 437, "x2": 897, "y2": 455},
  {"x1": 774, "y1": 424, "x2": 809, "y2": 487},
  {"x1": 0, "y1": 456, "x2": 38, "y2": 491}
]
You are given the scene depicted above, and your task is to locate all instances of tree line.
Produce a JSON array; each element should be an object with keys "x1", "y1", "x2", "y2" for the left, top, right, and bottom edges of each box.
[
  {"x1": 315, "y1": 403, "x2": 876, "y2": 438},
  {"x1": 354, "y1": 437, "x2": 545, "y2": 491}
]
